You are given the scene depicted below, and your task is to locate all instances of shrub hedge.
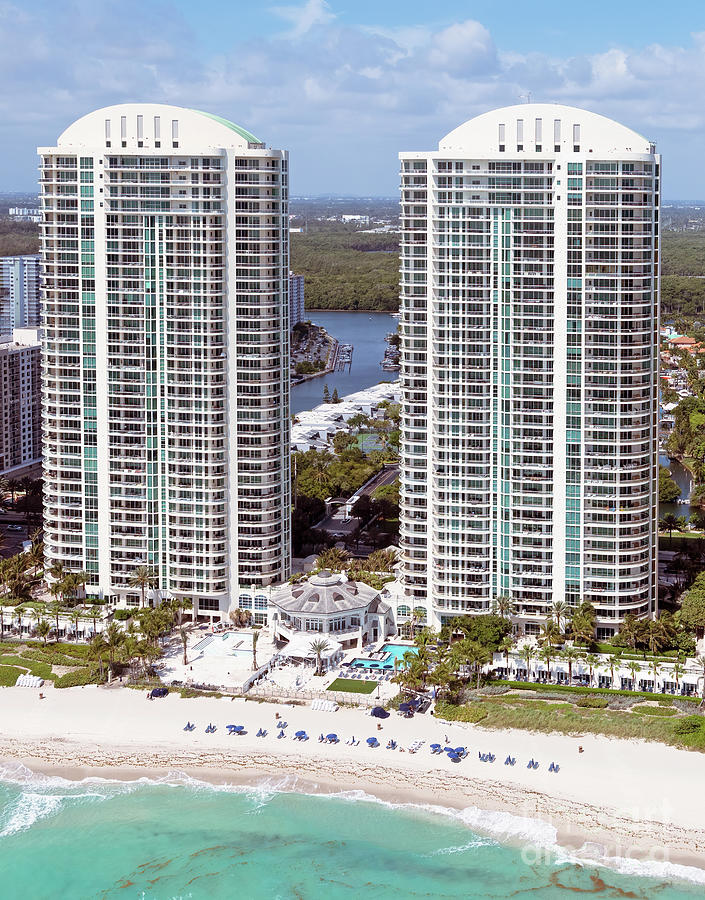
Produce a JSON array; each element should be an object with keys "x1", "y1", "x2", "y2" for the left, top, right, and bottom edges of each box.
[{"x1": 54, "y1": 668, "x2": 98, "y2": 689}]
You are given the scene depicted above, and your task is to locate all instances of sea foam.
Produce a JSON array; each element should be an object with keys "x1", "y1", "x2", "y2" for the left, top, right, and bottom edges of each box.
[{"x1": 1, "y1": 765, "x2": 704, "y2": 887}]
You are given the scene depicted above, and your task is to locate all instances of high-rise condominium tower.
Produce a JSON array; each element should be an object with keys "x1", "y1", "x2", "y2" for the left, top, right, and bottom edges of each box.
[
  {"x1": 399, "y1": 104, "x2": 659, "y2": 640},
  {"x1": 40, "y1": 104, "x2": 290, "y2": 619},
  {"x1": 0, "y1": 255, "x2": 41, "y2": 334}
]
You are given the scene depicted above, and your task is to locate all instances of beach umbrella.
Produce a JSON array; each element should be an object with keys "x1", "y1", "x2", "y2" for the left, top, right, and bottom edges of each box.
[
  {"x1": 295, "y1": 730, "x2": 306, "y2": 737},
  {"x1": 228, "y1": 724, "x2": 245, "y2": 733},
  {"x1": 366, "y1": 737, "x2": 378, "y2": 746},
  {"x1": 326, "y1": 733, "x2": 338, "y2": 742},
  {"x1": 399, "y1": 702, "x2": 412, "y2": 712},
  {"x1": 430, "y1": 743, "x2": 441, "y2": 751},
  {"x1": 371, "y1": 707, "x2": 389, "y2": 719},
  {"x1": 454, "y1": 747, "x2": 466, "y2": 755}
]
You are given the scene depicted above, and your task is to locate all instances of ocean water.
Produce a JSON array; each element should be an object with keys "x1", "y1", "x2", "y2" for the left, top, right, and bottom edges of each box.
[{"x1": 0, "y1": 767, "x2": 702, "y2": 899}]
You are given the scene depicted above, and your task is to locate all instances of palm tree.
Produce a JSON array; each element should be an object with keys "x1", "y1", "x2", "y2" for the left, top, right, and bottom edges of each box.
[
  {"x1": 650, "y1": 658, "x2": 662, "y2": 691},
  {"x1": 696, "y1": 656, "x2": 705, "y2": 700},
  {"x1": 103, "y1": 622, "x2": 125, "y2": 674},
  {"x1": 129, "y1": 565, "x2": 157, "y2": 608},
  {"x1": 36, "y1": 618, "x2": 51, "y2": 645},
  {"x1": 607, "y1": 650, "x2": 623, "y2": 689},
  {"x1": 583, "y1": 653, "x2": 600, "y2": 688},
  {"x1": 90, "y1": 634, "x2": 107, "y2": 682},
  {"x1": 26, "y1": 541, "x2": 44, "y2": 578},
  {"x1": 0, "y1": 604, "x2": 4, "y2": 640},
  {"x1": 48, "y1": 560, "x2": 65, "y2": 583},
  {"x1": 560, "y1": 646, "x2": 582, "y2": 685},
  {"x1": 315, "y1": 547, "x2": 349, "y2": 572},
  {"x1": 88, "y1": 604, "x2": 103, "y2": 637},
  {"x1": 660, "y1": 513, "x2": 679, "y2": 541},
  {"x1": 492, "y1": 594, "x2": 516, "y2": 621},
  {"x1": 180, "y1": 627, "x2": 188, "y2": 666},
  {"x1": 498, "y1": 635, "x2": 515, "y2": 675},
  {"x1": 537, "y1": 644, "x2": 554, "y2": 682},
  {"x1": 627, "y1": 661, "x2": 641, "y2": 691},
  {"x1": 366, "y1": 548, "x2": 398, "y2": 573},
  {"x1": 173, "y1": 597, "x2": 193, "y2": 626},
  {"x1": 63, "y1": 571, "x2": 88, "y2": 607},
  {"x1": 309, "y1": 638, "x2": 331, "y2": 676},
  {"x1": 47, "y1": 600, "x2": 63, "y2": 641},
  {"x1": 69, "y1": 608, "x2": 82, "y2": 641},
  {"x1": 520, "y1": 644, "x2": 536, "y2": 681},
  {"x1": 551, "y1": 600, "x2": 570, "y2": 635},
  {"x1": 252, "y1": 630, "x2": 260, "y2": 671},
  {"x1": 672, "y1": 655, "x2": 685, "y2": 694},
  {"x1": 538, "y1": 617, "x2": 561, "y2": 650},
  {"x1": 6, "y1": 477, "x2": 21, "y2": 505}
]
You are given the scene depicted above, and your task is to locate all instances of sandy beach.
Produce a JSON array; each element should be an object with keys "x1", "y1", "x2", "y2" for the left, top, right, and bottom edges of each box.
[{"x1": 1, "y1": 684, "x2": 703, "y2": 873}]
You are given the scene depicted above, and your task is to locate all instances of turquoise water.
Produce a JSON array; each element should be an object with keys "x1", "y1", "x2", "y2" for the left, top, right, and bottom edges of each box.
[
  {"x1": 351, "y1": 644, "x2": 416, "y2": 670},
  {"x1": 0, "y1": 768, "x2": 703, "y2": 899},
  {"x1": 381, "y1": 643, "x2": 417, "y2": 664}
]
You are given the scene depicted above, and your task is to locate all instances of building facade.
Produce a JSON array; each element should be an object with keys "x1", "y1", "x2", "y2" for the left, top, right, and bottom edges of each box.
[
  {"x1": 0, "y1": 329, "x2": 42, "y2": 477},
  {"x1": 39, "y1": 103, "x2": 291, "y2": 618},
  {"x1": 289, "y1": 271, "x2": 304, "y2": 328},
  {"x1": 399, "y1": 104, "x2": 659, "y2": 639},
  {"x1": 0, "y1": 255, "x2": 41, "y2": 335}
]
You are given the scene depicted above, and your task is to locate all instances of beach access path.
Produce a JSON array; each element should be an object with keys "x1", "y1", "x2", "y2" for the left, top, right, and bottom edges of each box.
[{"x1": 1, "y1": 685, "x2": 704, "y2": 870}]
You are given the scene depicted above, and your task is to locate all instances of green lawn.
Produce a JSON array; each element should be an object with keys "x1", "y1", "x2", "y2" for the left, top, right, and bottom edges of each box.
[{"x1": 327, "y1": 677, "x2": 378, "y2": 694}]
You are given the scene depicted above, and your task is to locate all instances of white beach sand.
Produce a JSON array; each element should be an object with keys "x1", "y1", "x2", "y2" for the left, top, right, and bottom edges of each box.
[{"x1": 0, "y1": 684, "x2": 703, "y2": 871}]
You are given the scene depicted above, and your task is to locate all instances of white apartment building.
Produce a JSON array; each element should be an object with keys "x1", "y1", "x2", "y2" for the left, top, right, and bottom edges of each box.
[
  {"x1": 0, "y1": 255, "x2": 41, "y2": 334},
  {"x1": 399, "y1": 104, "x2": 659, "y2": 640},
  {"x1": 289, "y1": 271, "x2": 305, "y2": 328},
  {"x1": 39, "y1": 104, "x2": 291, "y2": 620}
]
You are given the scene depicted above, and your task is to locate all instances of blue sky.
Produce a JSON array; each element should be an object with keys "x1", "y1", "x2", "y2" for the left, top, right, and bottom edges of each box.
[{"x1": 1, "y1": 0, "x2": 705, "y2": 197}]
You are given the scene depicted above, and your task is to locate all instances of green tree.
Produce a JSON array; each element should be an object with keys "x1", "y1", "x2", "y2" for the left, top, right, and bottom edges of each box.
[
  {"x1": 492, "y1": 594, "x2": 516, "y2": 621},
  {"x1": 560, "y1": 645, "x2": 582, "y2": 685},
  {"x1": 627, "y1": 661, "x2": 641, "y2": 690},
  {"x1": 551, "y1": 600, "x2": 569, "y2": 635},
  {"x1": 316, "y1": 547, "x2": 350, "y2": 571},
  {"x1": 498, "y1": 635, "x2": 515, "y2": 672},
  {"x1": 331, "y1": 388, "x2": 340, "y2": 403},
  {"x1": 129, "y1": 566, "x2": 157, "y2": 608},
  {"x1": 103, "y1": 622, "x2": 125, "y2": 674},
  {"x1": 252, "y1": 630, "x2": 260, "y2": 671},
  {"x1": 660, "y1": 513, "x2": 680, "y2": 540},
  {"x1": 583, "y1": 653, "x2": 600, "y2": 688},
  {"x1": 36, "y1": 618, "x2": 51, "y2": 645},
  {"x1": 309, "y1": 638, "x2": 331, "y2": 676},
  {"x1": 322, "y1": 383, "x2": 331, "y2": 403},
  {"x1": 659, "y1": 465, "x2": 682, "y2": 503},
  {"x1": 520, "y1": 644, "x2": 536, "y2": 680},
  {"x1": 695, "y1": 656, "x2": 705, "y2": 699},
  {"x1": 538, "y1": 617, "x2": 561, "y2": 650}
]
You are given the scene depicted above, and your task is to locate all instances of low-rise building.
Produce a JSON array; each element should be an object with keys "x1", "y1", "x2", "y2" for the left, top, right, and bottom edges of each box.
[{"x1": 269, "y1": 570, "x2": 395, "y2": 649}]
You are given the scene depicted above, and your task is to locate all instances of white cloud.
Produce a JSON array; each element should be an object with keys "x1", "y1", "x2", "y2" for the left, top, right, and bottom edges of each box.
[
  {"x1": 1, "y1": 3, "x2": 705, "y2": 196},
  {"x1": 270, "y1": 0, "x2": 334, "y2": 39},
  {"x1": 427, "y1": 20, "x2": 497, "y2": 75}
]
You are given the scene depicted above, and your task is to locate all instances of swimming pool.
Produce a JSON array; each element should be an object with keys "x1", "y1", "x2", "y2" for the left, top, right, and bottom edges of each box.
[
  {"x1": 349, "y1": 643, "x2": 417, "y2": 670},
  {"x1": 202, "y1": 633, "x2": 254, "y2": 658}
]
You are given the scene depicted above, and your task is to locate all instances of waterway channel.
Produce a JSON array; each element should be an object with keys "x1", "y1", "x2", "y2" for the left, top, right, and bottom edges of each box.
[
  {"x1": 290, "y1": 310, "x2": 398, "y2": 414},
  {"x1": 659, "y1": 453, "x2": 694, "y2": 520}
]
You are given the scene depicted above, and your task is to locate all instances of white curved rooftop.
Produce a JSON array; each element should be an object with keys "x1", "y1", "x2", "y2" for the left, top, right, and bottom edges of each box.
[
  {"x1": 54, "y1": 103, "x2": 263, "y2": 150},
  {"x1": 436, "y1": 104, "x2": 654, "y2": 156}
]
